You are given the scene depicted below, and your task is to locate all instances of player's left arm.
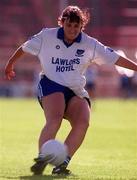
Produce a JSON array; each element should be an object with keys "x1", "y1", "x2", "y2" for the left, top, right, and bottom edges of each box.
[{"x1": 115, "y1": 56, "x2": 137, "y2": 71}]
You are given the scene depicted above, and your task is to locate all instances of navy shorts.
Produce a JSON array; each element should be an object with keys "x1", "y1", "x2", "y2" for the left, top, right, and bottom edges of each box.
[{"x1": 37, "y1": 75, "x2": 90, "y2": 109}]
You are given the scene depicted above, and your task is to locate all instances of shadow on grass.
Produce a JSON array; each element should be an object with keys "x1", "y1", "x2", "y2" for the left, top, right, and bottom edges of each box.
[{"x1": 0, "y1": 174, "x2": 78, "y2": 180}]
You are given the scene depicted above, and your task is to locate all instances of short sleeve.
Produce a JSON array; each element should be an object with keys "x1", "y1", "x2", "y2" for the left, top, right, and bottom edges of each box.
[
  {"x1": 22, "y1": 29, "x2": 43, "y2": 56},
  {"x1": 93, "y1": 40, "x2": 120, "y2": 65}
]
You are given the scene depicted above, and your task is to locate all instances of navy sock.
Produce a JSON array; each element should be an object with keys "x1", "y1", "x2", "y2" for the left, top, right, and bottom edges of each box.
[{"x1": 62, "y1": 156, "x2": 71, "y2": 167}]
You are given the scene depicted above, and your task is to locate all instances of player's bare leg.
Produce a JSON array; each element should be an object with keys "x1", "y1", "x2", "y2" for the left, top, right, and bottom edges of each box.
[
  {"x1": 38, "y1": 93, "x2": 65, "y2": 150},
  {"x1": 52, "y1": 97, "x2": 90, "y2": 175},
  {"x1": 64, "y1": 97, "x2": 90, "y2": 157},
  {"x1": 31, "y1": 93, "x2": 65, "y2": 175}
]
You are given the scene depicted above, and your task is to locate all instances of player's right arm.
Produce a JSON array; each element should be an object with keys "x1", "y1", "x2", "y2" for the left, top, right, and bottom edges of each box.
[
  {"x1": 5, "y1": 29, "x2": 43, "y2": 80},
  {"x1": 5, "y1": 47, "x2": 25, "y2": 80}
]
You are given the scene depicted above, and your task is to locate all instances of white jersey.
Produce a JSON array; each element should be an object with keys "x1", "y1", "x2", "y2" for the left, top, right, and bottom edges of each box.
[{"x1": 22, "y1": 27, "x2": 120, "y2": 98}]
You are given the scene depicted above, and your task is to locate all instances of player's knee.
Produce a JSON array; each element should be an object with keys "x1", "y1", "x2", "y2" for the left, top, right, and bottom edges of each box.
[
  {"x1": 46, "y1": 116, "x2": 63, "y2": 130},
  {"x1": 73, "y1": 118, "x2": 89, "y2": 130},
  {"x1": 79, "y1": 113, "x2": 90, "y2": 129},
  {"x1": 81, "y1": 119, "x2": 89, "y2": 129},
  {"x1": 44, "y1": 122, "x2": 61, "y2": 134}
]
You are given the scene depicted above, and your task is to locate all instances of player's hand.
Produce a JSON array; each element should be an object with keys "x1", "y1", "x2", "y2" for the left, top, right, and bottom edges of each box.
[{"x1": 5, "y1": 63, "x2": 16, "y2": 80}]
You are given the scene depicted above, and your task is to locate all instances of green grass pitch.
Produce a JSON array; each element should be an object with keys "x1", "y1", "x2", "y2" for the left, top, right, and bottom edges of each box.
[{"x1": 0, "y1": 98, "x2": 137, "y2": 180}]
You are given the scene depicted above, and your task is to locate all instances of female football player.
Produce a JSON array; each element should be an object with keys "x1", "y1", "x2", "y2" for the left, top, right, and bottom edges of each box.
[{"x1": 5, "y1": 5, "x2": 137, "y2": 175}]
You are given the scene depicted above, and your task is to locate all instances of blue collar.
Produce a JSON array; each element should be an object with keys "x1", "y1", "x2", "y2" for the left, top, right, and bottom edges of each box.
[{"x1": 57, "y1": 27, "x2": 81, "y2": 47}]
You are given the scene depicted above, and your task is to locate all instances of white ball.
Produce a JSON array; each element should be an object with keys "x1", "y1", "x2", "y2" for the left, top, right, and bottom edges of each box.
[{"x1": 40, "y1": 139, "x2": 68, "y2": 166}]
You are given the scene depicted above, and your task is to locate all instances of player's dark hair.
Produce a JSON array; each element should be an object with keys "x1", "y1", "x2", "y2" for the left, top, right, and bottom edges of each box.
[{"x1": 58, "y1": 6, "x2": 90, "y2": 30}]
